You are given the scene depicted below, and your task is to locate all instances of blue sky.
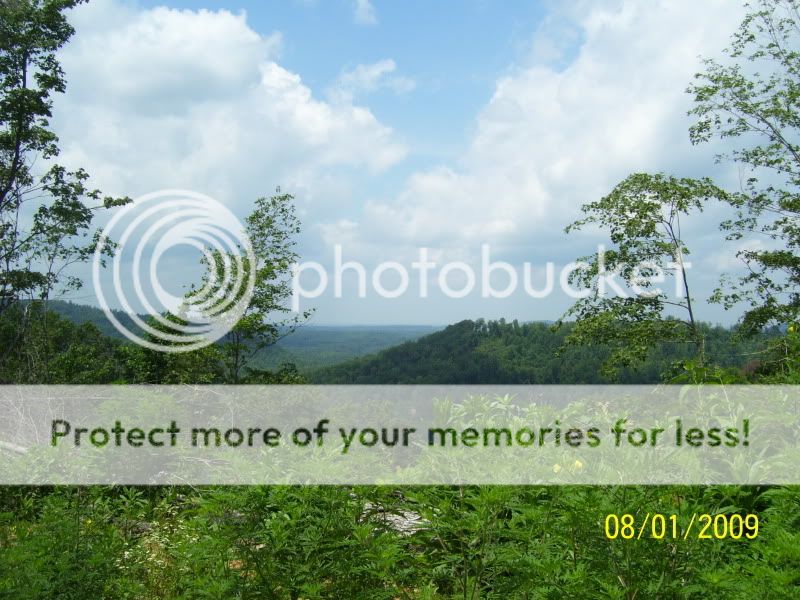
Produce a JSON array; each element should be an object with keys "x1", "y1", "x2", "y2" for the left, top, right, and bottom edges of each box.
[
  {"x1": 131, "y1": 0, "x2": 552, "y2": 187},
  {"x1": 53, "y1": 0, "x2": 753, "y2": 325}
]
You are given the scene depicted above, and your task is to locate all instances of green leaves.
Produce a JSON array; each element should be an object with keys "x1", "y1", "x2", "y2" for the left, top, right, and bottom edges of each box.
[
  {"x1": 1, "y1": 484, "x2": 796, "y2": 598},
  {"x1": 688, "y1": 0, "x2": 800, "y2": 332},
  {"x1": 192, "y1": 191, "x2": 311, "y2": 383},
  {"x1": 560, "y1": 1, "x2": 800, "y2": 378},
  {"x1": 559, "y1": 173, "x2": 728, "y2": 377},
  {"x1": 0, "y1": 0, "x2": 129, "y2": 383}
]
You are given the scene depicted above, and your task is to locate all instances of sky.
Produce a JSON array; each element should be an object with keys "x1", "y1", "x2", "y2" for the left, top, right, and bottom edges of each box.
[{"x1": 51, "y1": 0, "x2": 753, "y2": 325}]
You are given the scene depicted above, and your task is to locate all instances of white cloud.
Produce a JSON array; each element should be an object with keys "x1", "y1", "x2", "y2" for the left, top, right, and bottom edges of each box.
[
  {"x1": 336, "y1": 0, "x2": 746, "y2": 257},
  {"x1": 526, "y1": 11, "x2": 583, "y2": 69},
  {"x1": 50, "y1": 0, "x2": 753, "y2": 323},
  {"x1": 331, "y1": 59, "x2": 415, "y2": 103},
  {"x1": 705, "y1": 239, "x2": 767, "y2": 272},
  {"x1": 64, "y1": 5, "x2": 282, "y2": 112},
  {"x1": 353, "y1": 0, "x2": 377, "y2": 26},
  {"x1": 53, "y1": 0, "x2": 406, "y2": 209}
]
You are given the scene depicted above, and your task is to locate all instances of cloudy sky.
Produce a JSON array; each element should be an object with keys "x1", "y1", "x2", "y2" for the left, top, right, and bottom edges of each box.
[{"x1": 54, "y1": 0, "x2": 750, "y2": 325}]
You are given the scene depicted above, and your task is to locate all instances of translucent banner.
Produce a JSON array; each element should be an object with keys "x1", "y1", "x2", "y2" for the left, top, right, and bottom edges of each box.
[{"x1": 0, "y1": 385, "x2": 797, "y2": 484}]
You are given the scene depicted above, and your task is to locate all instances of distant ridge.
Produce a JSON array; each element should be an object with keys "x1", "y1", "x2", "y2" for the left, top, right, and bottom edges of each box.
[
  {"x1": 42, "y1": 300, "x2": 440, "y2": 371},
  {"x1": 42, "y1": 300, "x2": 145, "y2": 341},
  {"x1": 309, "y1": 319, "x2": 769, "y2": 384}
]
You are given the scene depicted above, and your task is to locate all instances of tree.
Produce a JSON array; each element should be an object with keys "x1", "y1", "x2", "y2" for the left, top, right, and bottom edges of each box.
[
  {"x1": 688, "y1": 0, "x2": 800, "y2": 333},
  {"x1": 193, "y1": 191, "x2": 311, "y2": 383},
  {"x1": 119, "y1": 313, "x2": 225, "y2": 384},
  {"x1": 0, "y1": 302, "x2": 123, "y2": 383},
  {"x1": 556, "y1": 173, "x2": 728, "y2": 377},
  {"x1": 0, "y1": 0, "x2": 128, "y2": 370}
]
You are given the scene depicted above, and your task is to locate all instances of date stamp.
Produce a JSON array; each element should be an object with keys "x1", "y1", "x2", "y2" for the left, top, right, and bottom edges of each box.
[{"x1": 604, "y1": 513, "x2": 759, "y2": 540}]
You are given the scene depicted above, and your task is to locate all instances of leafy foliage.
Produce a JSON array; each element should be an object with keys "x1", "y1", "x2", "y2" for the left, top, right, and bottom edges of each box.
[
  {"x1": 2, "y1": 485, "x2": 798, "y2": 598},
  {"x1": 311, "y1": 318, "x2": 769, "y2": 384},
  {"x1": 193, "y1": 192, "x2": 311, "y2": 383},
  {"x1": 0, "y1": 305, "x2": 306, "y2": 384},
  {"x1": 0, "y1": 0, "x2": 128, "y2": 378},
  {"x1": 689, "y1": 0, "x2": 800, "y2": 332},
  {"x1": 41, "y1": 300, "x2": 438, "y2": 371},
  {"x1": 556, "y1": 173, "x2": 729, "y2": 375}
]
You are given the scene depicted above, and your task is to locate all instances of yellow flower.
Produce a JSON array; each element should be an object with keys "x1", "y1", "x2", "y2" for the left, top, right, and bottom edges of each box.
[
  {"x1": 574, "y1": 459, "x2": 584, "y2": 470},
  {"x1": 553, "y1": 463, "x2": 562, "y2": 473}
]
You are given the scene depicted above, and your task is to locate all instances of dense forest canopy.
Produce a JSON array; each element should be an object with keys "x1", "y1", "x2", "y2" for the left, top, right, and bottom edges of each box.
[{"x1": 311, "y1": 318, "x2": 778, "y2": 384}]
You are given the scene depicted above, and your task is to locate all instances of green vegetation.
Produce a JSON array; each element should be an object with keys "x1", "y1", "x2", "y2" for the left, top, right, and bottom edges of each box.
[
  {"x1": 0, "y1": 0, "x2": 128, "y2": 327},
  {"x1": 311, "y1": 318, "x2": 774, "y2": 384},
  {"x1": 0, "y1": 0, "x2": 799, "y2": 598},
  {"x1": 549, "y1": 0, "x2": 800, "y2": 381},
  {"x1": 2, "y1": 485, "x2": 799, "y2": 599},
  {"x1": 688, "y1": 0, "x2": 800, "y2": 333},
  {"x1": 250, "y1": 324, "x2": 441, "y2": 372},
  {"x1": 555, "y1": 174, "x2": 729, "y2": 377},
  {"x1": 36, "y1": 299, "x2": 146, "y2": 340},
  {"x1": 193, "y1": 191, "x2": 310, "y2": 383},
  {"x1": 22, "y1": 300, "x2": 439, "y2": 375}
]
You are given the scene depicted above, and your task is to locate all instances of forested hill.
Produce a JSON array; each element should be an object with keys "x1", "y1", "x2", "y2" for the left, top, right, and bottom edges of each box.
[
  {"x1": 310, "y1": 319, "x2": 769, "y2": 384},
  {"x1": 43, "y1": 300, "x2": 145, "y2": 340},
  {"x1": 42, "y1": 300, "x2": 439, "y2": 372},
  {"x1": 249, "y1": 325, "x2": 440, "y2": 371}
]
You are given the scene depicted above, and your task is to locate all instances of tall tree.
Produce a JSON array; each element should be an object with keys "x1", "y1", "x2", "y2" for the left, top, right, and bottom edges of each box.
[
  {"x1": 193, "y1": 191, "x2": 311, "y2": 383},
  {"x1": 0, "y1": 0, "x2": 128, "y2": 373},
  {"x1": 689, "y1": 0, "x2": 800, "y2": 333},
  {"x1": 556, "y1": 173, "x2": 728, "y2": 377}
]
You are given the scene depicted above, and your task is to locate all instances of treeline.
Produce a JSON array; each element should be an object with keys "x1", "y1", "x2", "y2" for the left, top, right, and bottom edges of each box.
[
  {"x1": 311, "y1": 318, "x2": 776, "y2": 384},
  {"x1": 38, "y1": 300, "x2": 145, "y2": 341},
  {"x1": 0, "y1": 301, "x2": 439, "y2": 383},
  {"x1": 235, "y1": 325, "x2": 439, "y2": 372},
  {"x1": 39, "y1": 300, "x2": 437, "y2": 373},
  {"x1": 1, "y1": 306, "x2": 777, "y2": 385},
  {"x1": 0, "y1": 303, "x2": 301, "y2": 384}
]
